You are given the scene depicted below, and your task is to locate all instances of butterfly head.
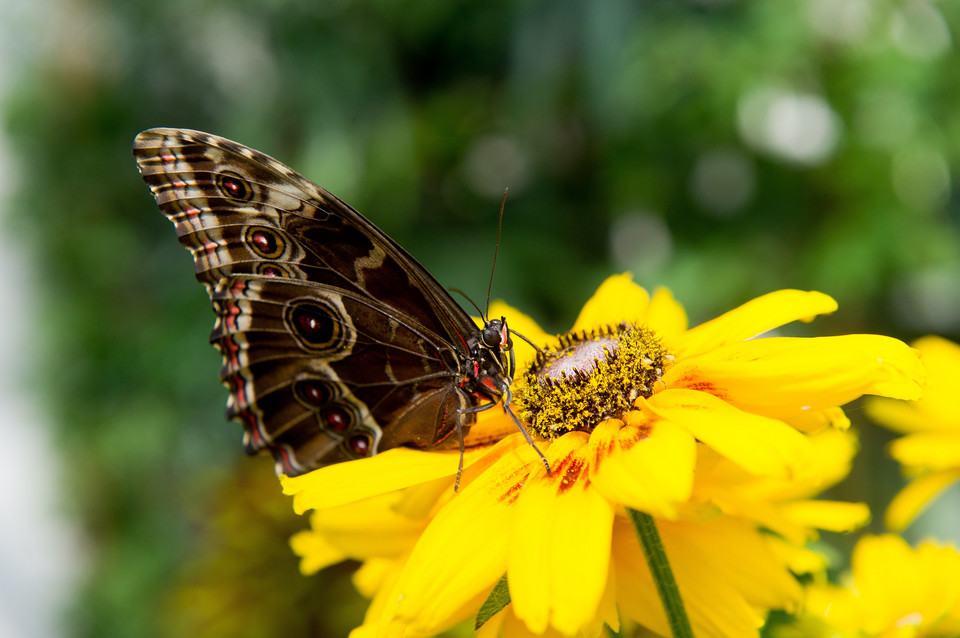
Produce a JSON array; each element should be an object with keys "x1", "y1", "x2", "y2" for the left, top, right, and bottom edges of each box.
[
  {"x1": 460, "y1": 316, "x2": 515, "y2": 403},
  {"x1": 480, "y1": 316, "x2": 514, "y2": 377},
  {"x1": 480, "y1": 316, "x2": 509, "y2": 348}
]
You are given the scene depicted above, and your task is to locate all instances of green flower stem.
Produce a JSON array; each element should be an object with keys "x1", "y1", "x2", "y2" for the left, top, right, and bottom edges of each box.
[{"x1": 627, "y1": 508, "x2": 694, "y2": 638}]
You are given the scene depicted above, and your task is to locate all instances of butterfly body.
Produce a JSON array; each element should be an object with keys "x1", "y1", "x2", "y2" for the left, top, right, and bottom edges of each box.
[{"x1": 133, "y1": 128, "x2": 515, "y2": 476}]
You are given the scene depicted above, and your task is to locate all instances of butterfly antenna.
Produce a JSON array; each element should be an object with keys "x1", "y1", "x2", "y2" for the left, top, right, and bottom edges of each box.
[
  {"x1": 510, "y1": 328, "x2": 546, "y2": 356},
  {"x1": 449, "y1": 287, "x2": 487, "y2": 322},
  {"x1": 485, "y1": 188, "x2": 508, "y2": 317}
]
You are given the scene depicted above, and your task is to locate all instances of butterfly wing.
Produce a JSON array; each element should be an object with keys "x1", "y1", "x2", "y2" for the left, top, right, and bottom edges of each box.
[{"x1": 133, "y1": 128, "x2": 483, "y2": 474}]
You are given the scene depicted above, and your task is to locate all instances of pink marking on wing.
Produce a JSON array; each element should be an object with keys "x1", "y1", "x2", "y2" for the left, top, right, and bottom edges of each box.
[
  {"x1": 221, "y1": 333, "x2": 242, "y2": 366},
  {"x1": 221, "y1": 303, "x2": 242, "y2": 332},
  {"x1": 225, "y1": 373, "x2": 249, "y2": 407}
]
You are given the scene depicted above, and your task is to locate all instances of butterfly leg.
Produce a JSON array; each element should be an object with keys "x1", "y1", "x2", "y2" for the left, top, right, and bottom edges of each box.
[
  {"x1": 458, "y1": 389, "x2": 551, "y2": 477},
  {"x1": 452, "y1": 418, "x2": 466, "y2": 491}
]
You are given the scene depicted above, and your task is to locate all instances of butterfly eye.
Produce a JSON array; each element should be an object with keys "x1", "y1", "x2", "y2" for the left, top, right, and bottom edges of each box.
[
  {"x1": 481, "y1": 319, "x2": 504, "y2": 348},
  {"x1": 244, "y1": 226, "x2": 285, "y2": 259},
  {"x1": 215, "y1": 171, "x2": 254, "y2": 201}
]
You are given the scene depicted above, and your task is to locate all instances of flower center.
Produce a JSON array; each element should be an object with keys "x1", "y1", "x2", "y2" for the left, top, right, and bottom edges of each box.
[{"x1": 514, "y1": 322, "x2": 669, "y2": 439}]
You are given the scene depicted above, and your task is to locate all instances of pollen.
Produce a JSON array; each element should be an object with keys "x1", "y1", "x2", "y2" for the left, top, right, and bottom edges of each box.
[{"x1": 514, "y1": 322, "x2": 669, "y2": 439}]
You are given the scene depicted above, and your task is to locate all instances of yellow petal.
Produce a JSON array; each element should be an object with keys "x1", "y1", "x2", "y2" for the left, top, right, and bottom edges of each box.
[
  {"x1": 353, "y1": 558, "x2": 396, "y2": 598},
  {"x1": 664, "y1": 335, "x2": 925, "y2": 413},
  {"x1": 777, "y1": 405, "x2": 851, "y2": 433},
  {"x1": 351, "y1": 559, "x2": 402, "y2": 638},
  {"x1": 641, "y1": 389, "x2": 812, "y2": 479},
  {"x1": 778, "y1": 500, "x2": 871, "y2": 533},
  {"x1": 646, "y1": 287, "x2": 688, "y2": 339},
  {"x1": 765, "y1": 536, "x2": 829, "y2": 575},
  {"x1": 589, "y1": 417, "x2": 695, "y2": 519},
  {"x1": 381, "y1": 442, "x2": 543, "y2": 635},
  {"x1": 508, "y1": 432, "x2": 615, "y2": 636},
  {"x1": 613, "y1": 516, "x2": 798, "y2": 638},
  {"x1": 496, "y1": 607, "x2": 578, "y2": 638},
  {"x1": 849, "y1": 534, "x2": 923, "y2": 632},
  {"x1": 867, "y1": 396, "x2": 931, "y2": 435},
  {"x1": 909, "y1": 336, "x2": 960, "y2": 423},
  {"x1": 664, "y1": 518, "x2": 802, "y2": 614},
  {"x1": 571, "y1": 274, "x2": 650, "y2": 333},
  {"x1": 595, "y1": 562, "x2": 620, "y2": 635},
  {"x1": 289, "y1": 528, "x2": 346, "y2": 575},
  {"x1": 884, "y1": 469, "x2": 960, "y2": 531},
  {"x1": 281, "y1": 446, "x2": 487, "y2": 513},
  {"x1": 304, "y1": 492, "x2": 426, "y2": 560},
  {"x1": 670, "y1": 290, "x2": 837, "y2": 357},
  {"x1": 889, "y1": 432, "x2": 960, "y2": 471}
]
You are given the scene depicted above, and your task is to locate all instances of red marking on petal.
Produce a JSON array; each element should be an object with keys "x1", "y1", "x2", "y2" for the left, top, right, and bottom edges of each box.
[
  {"x1": 668, "y1": 371, "x2": 722, "y2": 397},
  {"x1": 551, "y1": 452, "x2": 588, "y2": 495},
  {"x1": 499, "y1": 472, "x2": 531, "y2": 505},
  {"x1": 592, "y1": 427, "x2": 642, "y2": 469}
]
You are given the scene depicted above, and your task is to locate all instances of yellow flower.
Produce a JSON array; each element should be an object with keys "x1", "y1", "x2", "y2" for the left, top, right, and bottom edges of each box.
[
  {"x1": 781, "y1": 534, "x2": 960, "y2": 638},
  {"x1": 282, "y1": 275, "x2": 922, "y2": 637},
  {"x1": 867, "y1": 336, "x2": 960, "y2": 531}
]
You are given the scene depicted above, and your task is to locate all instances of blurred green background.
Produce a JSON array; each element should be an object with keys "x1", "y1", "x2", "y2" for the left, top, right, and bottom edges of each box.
[{"x1": 2, "y1": 0, "x2": 959, "y2": 637}]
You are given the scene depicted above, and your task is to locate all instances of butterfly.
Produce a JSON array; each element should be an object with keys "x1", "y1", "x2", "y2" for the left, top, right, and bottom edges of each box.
[{"x1": 133, "y1": 128, "x2": 546, "y2": 483}]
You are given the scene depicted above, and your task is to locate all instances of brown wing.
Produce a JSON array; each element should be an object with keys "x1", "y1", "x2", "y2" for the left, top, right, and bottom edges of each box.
[{"x1": 133, "y1": 128, "x2": 483, "y2": 474}]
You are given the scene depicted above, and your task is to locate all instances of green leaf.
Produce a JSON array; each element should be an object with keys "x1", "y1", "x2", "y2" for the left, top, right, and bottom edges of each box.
[{"x1": 475, "y1": 574, "x2": 511, "y2": 629}]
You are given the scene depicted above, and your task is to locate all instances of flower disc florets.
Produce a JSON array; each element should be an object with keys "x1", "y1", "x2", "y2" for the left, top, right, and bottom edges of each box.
[{"x1": 515, "y1": 322, "x2": 669, "y2": 439}]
